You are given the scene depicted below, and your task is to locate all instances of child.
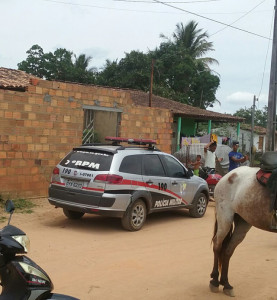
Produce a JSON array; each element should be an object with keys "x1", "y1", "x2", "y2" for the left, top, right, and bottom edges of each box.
[{"x1": 189, "y1": 155, "x2": 202, "y2": 176}]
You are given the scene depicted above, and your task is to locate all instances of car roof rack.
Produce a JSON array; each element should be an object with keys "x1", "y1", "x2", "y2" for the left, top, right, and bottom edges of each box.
[{"x1": 105, "y1": 136, "x2": 158, "y2": 150}]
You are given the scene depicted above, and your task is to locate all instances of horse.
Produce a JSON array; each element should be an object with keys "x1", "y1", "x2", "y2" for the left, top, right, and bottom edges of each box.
[{"x1": 209, "y1": 165, "x2": 277, "y2": 297}]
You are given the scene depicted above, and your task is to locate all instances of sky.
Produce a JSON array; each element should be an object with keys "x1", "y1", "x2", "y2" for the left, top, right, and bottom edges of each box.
[{"x1": 0, "y1": 0, "x2": 275, "y2": 114}]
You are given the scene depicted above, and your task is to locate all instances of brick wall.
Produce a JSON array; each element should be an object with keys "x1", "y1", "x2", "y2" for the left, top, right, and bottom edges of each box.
[{"x1": 0, "y1": 79, "x2": 173, "y2": 199}]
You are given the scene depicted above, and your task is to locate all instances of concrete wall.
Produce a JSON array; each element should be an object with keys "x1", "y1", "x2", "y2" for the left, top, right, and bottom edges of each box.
[{"x1": 0, "y1": 79, "x2": 173, "y2": 198}]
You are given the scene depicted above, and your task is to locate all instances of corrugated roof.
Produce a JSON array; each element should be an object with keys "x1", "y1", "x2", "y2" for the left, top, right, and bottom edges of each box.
[
  {"x1": 0, "y1": 67, "x2": 38, "y2": 91},
  {"x1": 130, "y1": 90, "x2": 244, "y2": 123}
]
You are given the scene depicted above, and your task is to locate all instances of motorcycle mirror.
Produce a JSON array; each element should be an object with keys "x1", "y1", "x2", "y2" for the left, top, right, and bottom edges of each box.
[{"x1": 5, "y1": 200, "x2": 15, "y2": 214}]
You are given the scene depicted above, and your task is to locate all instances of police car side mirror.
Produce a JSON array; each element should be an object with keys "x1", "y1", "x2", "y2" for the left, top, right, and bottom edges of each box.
[{"x1": 186, "y1": 169, "x2": 193, "y2": 178}]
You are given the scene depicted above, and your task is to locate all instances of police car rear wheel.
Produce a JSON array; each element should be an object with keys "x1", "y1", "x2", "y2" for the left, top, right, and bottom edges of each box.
[
  {"x1": 63, "y1": 208, "x2": 84, "y2": 219},
  {"x1": 121, "y1": 199, "x2": 146, "y2": 231},
  {"x1": 189, "y1": 193, "x2": 207, "y2": 218}
]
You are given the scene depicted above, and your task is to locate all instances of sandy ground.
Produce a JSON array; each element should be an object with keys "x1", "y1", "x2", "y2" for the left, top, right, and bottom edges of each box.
[{"x1": 3, "y1": 199, "x2": 277, "y2": 300}]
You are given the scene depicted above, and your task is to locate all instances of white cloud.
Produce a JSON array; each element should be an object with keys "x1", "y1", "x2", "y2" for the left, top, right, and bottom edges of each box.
[
  {"x1": 226, "y1": 92, "x2": 268, "y2": 108},
  {"x1": 209, "y1": 91, "x2": 268, "y2": 115},
  {"x1": 226, "y1": 92, "x2": 255, "y2": 104}
]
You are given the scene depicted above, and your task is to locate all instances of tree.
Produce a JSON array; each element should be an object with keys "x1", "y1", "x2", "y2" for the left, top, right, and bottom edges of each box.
[
  {"x1": 96, "y1": 59, "x2": 120, "y2": 87},
  {"x1": 18, "y1": 45, "x2": 95, "y2": 84},
  {"x1": 17, "y1": 45, "x2": 46, "y2": 78},
  {"x1": 18, "y1": 21, "x2": 220, "y2": 108},
  {"x1": 233, "y1": 106, "x2": 268, "y2": 128},
  {"x1": 160, "y1": 21, "x2": 218, "y2": 68},
  {"x1": 150, "y1": 21, "x2": 220, "y2": 107},
  {"x1": 96, "y1": 21, "x2": 220, "y2": 108},
  {"x1": 96, "y1": 51, "x2": 151, "y2": 91},
  {"x1": 73, "y1": 54, "x2": 95, "y2": 83}
]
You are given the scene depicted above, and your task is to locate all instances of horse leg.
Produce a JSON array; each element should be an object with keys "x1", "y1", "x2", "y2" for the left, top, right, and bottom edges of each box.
[
  {"x1": 210, "y1": 246, "x2": 220, "y2": 292},
  {"x1": 210, "y1": 217, "x2": 233, "y2": 293},
  {"x1": 220, "y1": 215, "x2": 252, "y2": 297}
]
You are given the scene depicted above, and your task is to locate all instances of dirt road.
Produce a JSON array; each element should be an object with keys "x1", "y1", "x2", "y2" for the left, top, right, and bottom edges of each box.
[{"x1": 6, "y1": 199, "x2": 277, "y2": 300}]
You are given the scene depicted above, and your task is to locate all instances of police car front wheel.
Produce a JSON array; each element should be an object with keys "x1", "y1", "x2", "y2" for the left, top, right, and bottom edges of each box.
[{"x1": 189, "y1": 193, "x2": 207, "y2": 218}]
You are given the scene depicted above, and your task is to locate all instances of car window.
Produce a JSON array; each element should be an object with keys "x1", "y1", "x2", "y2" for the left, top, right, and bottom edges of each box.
[
  {"x1": 162, "y1": 155, "x2": 186, "y2": 178},
  {"x1": 119, "y1": 155, "x2": 142, "y2": 175},
  {"x1": 142, "y1": 154, "x2": 166, "y2": 177},
  {"x1": 60, "y1": 150, "x2": 113, "y2": 171}
]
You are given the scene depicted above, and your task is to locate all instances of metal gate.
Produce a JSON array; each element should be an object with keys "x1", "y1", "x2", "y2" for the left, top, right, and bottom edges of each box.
[
  {"x1": 82, "y1": 106, "x2": 123, "y2": 144},
  {"x1": 82, "y1": 109, "x2": 96, "y2": 144}
]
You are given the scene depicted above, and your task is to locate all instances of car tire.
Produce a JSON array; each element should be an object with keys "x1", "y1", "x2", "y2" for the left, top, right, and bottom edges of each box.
[
  {"x1": 121, "y1": 199, "x2": 146, "y2": 231},
  {"x1": 63, "y1": 208, "x2": 84, "y2": 219},
  {"x1": 189, "y1": 192, "x2": 207, "y2": 218}
]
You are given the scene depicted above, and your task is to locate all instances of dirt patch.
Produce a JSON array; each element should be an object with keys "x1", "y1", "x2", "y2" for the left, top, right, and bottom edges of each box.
[{"x1": 3, "y1": 199, "x2": 277, "y2": 299}]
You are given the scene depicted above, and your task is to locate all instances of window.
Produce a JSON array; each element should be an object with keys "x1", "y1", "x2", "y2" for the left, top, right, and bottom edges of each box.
[
  {"x1": 60, "y1": 150, "x2": 113, "y2": 171},
  {"x1": 119, "y1": 155, "x2": 142, "y2": 175},
  {"x1": 142, "y1": 155, "x2": 166, "y2": 177},
  {"x1": 162, "y1": 155, "x2": 186, "y2": 178}
]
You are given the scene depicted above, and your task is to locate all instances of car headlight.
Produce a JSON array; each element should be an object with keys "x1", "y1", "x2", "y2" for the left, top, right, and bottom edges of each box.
[{"x1": 12, "y1": 235, "x2": 30, "y2": 253}]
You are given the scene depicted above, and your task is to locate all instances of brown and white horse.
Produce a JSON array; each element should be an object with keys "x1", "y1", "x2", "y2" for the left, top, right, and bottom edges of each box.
[{"x1": 210, "y1": 166, "x2": 277, "y2": 297}]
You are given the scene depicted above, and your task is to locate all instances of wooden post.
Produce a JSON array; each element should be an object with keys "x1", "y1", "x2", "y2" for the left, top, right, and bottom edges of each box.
[{"x1": 149, "y1": 59, "x2": 154, "y2": 107}]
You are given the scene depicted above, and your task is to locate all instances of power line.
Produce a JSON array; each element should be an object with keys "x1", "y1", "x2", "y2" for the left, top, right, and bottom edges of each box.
[
  {"x1": 113, "y1": 0, "x2": 221, "y2": 3},
  {"x1": 210, "y1": 0, "x2": 267, "y2": 37},
  {"x1": 152, "y1": 0, "x2": 272, "y2": 40},
  {"x1": 257, "y1": 11, "x2": 274, "y2": 101},
  {"x1": 41, "y1": 0, "x2": 272, "y2": 18}
]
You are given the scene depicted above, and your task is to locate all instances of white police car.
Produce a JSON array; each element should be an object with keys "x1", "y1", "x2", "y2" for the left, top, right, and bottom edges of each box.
[{"x1": 48, "y1": 137, "x2": 209, "y2": 231}]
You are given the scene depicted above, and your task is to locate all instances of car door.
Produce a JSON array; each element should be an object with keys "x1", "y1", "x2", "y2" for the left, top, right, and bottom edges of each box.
[
  {"x1": 160, "y1": 154, "x2": 197, "y2": 206},
  {"x1": 141, "y1": 154, "x2": 172, "y2": 209}
]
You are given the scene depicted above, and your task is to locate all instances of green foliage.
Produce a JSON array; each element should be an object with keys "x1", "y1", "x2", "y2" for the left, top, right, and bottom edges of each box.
[
  {"x1": 96, "y1": 51, "x2": 151, "y2": 91},
  {"x1": 17, "y1": 45, "x2": 46, "y2": 78},
  {"x1": 149, "y1": 21, "x2": 220, "y2": 107},
  {"x1": 233, "y1": 106, "x2": 268, "y2": 128},
  {"x1": 18, "y1": 45, "x2": 95, "y2": 84},
  {"x1": 18, "y1": 20, "x2": 220, "y2": 108},
  {"x1": 0, "y1": 195, "x2": 36, "y2": 216},
  {"x1": 96, "y1": 21, "x2": 220, "y2": 108}
]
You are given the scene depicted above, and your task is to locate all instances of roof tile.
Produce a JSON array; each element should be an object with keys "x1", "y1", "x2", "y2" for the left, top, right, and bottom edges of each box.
[
  {"x1": 0, "y1": 67, "x2": 38, "y2": 90},
  {"x1": 130, "y1": 91, "x2": 244, "y2": 122}
]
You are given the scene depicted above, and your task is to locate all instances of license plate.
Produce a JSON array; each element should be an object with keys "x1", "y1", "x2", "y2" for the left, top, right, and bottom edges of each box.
[{"x1": 65, "y1": 180, "x2": 84, "y2": 189}]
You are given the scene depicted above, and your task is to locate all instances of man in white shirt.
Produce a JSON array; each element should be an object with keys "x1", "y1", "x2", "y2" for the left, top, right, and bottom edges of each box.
[{"x1": 204, "y1": 141, "x2": 222, "y2": 169}]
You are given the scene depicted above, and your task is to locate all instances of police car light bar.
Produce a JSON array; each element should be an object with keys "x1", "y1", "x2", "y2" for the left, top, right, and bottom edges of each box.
[{"x1": 105, "y1": 136, "x2": 157, "y2": 146}]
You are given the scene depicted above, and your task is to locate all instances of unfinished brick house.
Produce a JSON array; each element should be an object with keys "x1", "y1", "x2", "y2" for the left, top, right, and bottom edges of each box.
[{"x1": 0, "y1": 67, "x2": 243, "y2": 199}]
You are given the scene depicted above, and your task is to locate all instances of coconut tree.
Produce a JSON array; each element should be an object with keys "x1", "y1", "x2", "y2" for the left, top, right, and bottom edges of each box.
[
  {"x1": 160, "y1": 20, "x2": 218, "y2": 70},
  {"x1": 150, "y1": 20, "x2": 220, "y2": 107}
]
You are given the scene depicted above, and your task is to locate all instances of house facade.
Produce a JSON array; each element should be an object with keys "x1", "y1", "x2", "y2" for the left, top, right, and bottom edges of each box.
[
  {"x1": 211, "y1": 124, "x2": 269, "y2": 153},
  {"x1": 0, "y1": 67, "x2": 243, "y2": 198}
]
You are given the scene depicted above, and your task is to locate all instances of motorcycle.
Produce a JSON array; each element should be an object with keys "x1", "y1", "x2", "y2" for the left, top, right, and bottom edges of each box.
[
  {"x1": 199, "y1": 167, "x2": 222, "y2": 197},
  {"x1": 0, "y1": 200, "x2": 79, "y2": 300}
]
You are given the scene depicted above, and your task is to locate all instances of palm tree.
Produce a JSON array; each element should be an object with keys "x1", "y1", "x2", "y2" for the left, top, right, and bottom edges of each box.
[
  {"x1": 73, "y1": 54, "x2": 95, "y2": 84},
  {"x1": 160, "y1": 20, "x2": 218, "y2": 70},
  {"x1": 74, "y1": 54, "x2": 95, "y2": 72}
]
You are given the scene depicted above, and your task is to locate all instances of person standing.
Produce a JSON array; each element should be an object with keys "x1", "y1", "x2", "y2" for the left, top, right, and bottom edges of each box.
[
  {"x1": 228, "y1": 141, "x2": 248, "y2": 172},
  {"x1": 204, "y1": 141, "x2": 222, "y2": 170},
  {"x1": 189, "y1": 154, "x2": 202, "y2": 176}
]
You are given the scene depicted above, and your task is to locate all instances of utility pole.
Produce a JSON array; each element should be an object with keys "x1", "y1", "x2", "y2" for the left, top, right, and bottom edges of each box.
[
  {"x1": 250, "y1": 95, "x2": 257, "y2": 166},
  {"x1": 266, "y1": 0, "x2": 277, "y2": 151},
  {"x1": 149, "y1": 59, "x2": 154, "y2": 107}
]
